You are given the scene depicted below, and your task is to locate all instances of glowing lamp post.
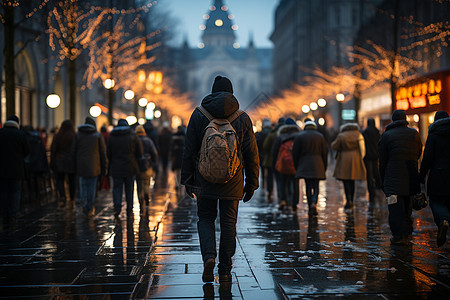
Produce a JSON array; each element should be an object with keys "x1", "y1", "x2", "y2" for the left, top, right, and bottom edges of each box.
[
  {"x1": 138, "y1": 98, "x2": 148, "y2": 107},
  {"x1": 336, "y1": 93, "x2": 345, "y2": 125},
  {"x1": 104, "y1": 78, "x2": 115, "y2": 125},
  {"x1": 46, "y1": 93, "x2": 60, "y2": 108},
  {"x1": 89, "y1": 105, "x2": 102, "y2": 118},
  {"x1": 103, "y1": 79, "x2": 115, "y2": 89},
  {"x1": 124, "y1": 90, "x2": 135, "y2": 100},
  {"x1": 318, "y1": 98, "x2": 327, "y2": 107}
]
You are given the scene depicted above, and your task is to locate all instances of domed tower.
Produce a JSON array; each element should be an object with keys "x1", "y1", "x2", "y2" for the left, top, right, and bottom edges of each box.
[{"x1": 201, "y1": 0, "x2": 236, "y2": 47}]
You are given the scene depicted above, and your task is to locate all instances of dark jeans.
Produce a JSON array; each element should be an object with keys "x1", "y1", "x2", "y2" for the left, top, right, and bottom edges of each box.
[
  {"x1": 279, "y1": 174, "x2": 299, "y2": 206},
  {"x1": 305, "y1": 179, "x2": 319, "y2": 207},
  {"x1": 0, "y1": 179, "x2": 22, "y2": 220},
  {"x1": 55, "y1": 172, "x2": 76, "y2": 201},
  {"x1": 429, "y1": 196, "x2": 450, "y2": 227},
  {"x1": 364, "y1": 159, "x2": 381, "y2": 201},
  {"x1": 197, "y1": 197, "x2": 239, "y2": 275},
  {"x1": 343, "y1": 180, "x2": 355, "y2": 204},
  {"x1": 113, "y1": 176, "x2": 135, "y2": 214},
  {"x1": 265, "y1": 167, "x2": 274, "y2": 194},
  {"x1": 388, "y1": 195, "x2": 413, "y2": 238},
  {"x1": 79, "y1": 176, "x2": 98, "y2": 214}
]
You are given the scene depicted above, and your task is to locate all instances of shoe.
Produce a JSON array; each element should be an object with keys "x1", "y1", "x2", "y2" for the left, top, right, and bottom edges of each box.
[
  {"x1": 278, "y1": 200, "x2": 287, "y2": 210},
  {"x1": 219, "y1": 274, "x2": 232, "y2": 283},
  {"x1": 309, "y1": 204, "x2": 318, "y2": 216},
  {"x1": 344, "y1": 201, "x2": 353, "y2": 209},
  {"x1": 390, "y1": 236, "x2": 408, "y2": 246},
  {"x1": 202, "y1": 258, "x2": 215, "y2": 282},
  {"x1": 437, "y1": 220, "x2": 449, "y2": 247}
]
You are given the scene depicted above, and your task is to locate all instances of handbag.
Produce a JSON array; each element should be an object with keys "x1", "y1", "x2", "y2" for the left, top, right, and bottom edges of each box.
[{"x1": 412, "y1": 193, "x2": 428, "y2": 210}]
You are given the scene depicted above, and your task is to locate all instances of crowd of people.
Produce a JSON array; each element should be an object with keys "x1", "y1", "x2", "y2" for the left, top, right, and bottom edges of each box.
[{"x1": 0, "y1": 114, "x2": 186, "y2": 225}]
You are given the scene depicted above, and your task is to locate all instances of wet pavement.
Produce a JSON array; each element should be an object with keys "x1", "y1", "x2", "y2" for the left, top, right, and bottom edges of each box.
[{"x1": 1, "y1": 169, "x2": 449, "y2": 299}]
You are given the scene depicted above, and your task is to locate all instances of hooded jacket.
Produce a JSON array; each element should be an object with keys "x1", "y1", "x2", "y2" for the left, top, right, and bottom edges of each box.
[
  {"x1": 72, "y1": 124, "x2": 107, "y2": 177},
  {"x1": 379, "y1": 120, "x2": 422, "y2": 196},
  {"x1": 107, "y1": 125, "x2": 143, "y2": 177},
  {"x1": 332, "y1": 123, "x2": 366, "y2": 180},
  {"x1": 271, "y1": 124, "x2": 301, "y2": 170},
  {"x1": 181, "y1": 91, "x2": 259, "y2": 200},
  {"x1": 419, "y1": 117, "x2": 450, "y2": 196}
]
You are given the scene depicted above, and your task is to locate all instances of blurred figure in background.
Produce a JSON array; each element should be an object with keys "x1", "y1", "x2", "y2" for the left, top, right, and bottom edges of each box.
[
  {"x1": 135, "y1": 125, "x2": 158, "y2": 213},
  {"x1": 263, "y1": 118, "x2": 285, "y2": 201},
  {"x1": 362, "y1": 118, "x2": 381, "y2": 205},
  {"x1": 158, "y1": 122, "x2": 173, "y2": 174},
  {"x1": 170, "y1": 125, "x2": 185, "y2": 192},
  {"x1": 419, "y1": 111, "x2": 450, "y2": 247},
  {"x1": 50, "y1": 120, "x2": 76, "y2": 207},
  {"x1": 72, "y1": 117, "x2": 107, "y2": 217},
  {"x1": 0, "y1": 115, "x2": 29, "y2": 225},
  {"x1": 256, "y1": 118, "x2": 272, "y2": 197},
  {"x1": 332, "y1": 122, "x2": 366, "y2": 210}
]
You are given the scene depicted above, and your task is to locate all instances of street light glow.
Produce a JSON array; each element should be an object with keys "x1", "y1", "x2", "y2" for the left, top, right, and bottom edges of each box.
[
  {"x1": 318, "y1": 98, "x2": 327, "y2": 107},
  {"x1": 124, "y1": 90, "x2": 135, "y2": 100},
  {"x1": 46, "y1": 93, "x2": 60, "y2": 108},
  {"x1": 138, "y1": 98, "x2": 148, "y2": 107},
  {"x1": 89, "y1": 105, "x2": 101, "y2": 117},
  {"x1": 154, "y1": 110, "x2": 161, "y2": 118},
  {"x1": 302, "y1": 105, "x2": 310, "y2": 114},
  {"x1": 104, "y1": 79, "x2": 115, "y2": 89},
  {"x1": 318, "y1": 117, "x2": 325, "y2": 125},
  {"x1": 126, "y1": 115, "x2": 137, "y2": 125},
  {"x1": 336, "y1": 93, "x2": 345, "y2": 102},
  {"x1": 310, "y1": 102, "x2": 318, "y2": 111},
  {"x1": 147, "y1": 102, "x2": 156, "y2": 110}
]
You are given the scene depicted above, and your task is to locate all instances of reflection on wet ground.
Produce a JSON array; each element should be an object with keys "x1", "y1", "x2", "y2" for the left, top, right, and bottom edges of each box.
[{"x1": 0, "y1": 169, "x2": 448, "y2": 299}]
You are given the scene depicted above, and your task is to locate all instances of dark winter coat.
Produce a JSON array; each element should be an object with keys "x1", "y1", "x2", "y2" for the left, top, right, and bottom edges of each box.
[
  {"x1": 181, "y1": 91, "x2": 259, "y2": 200},
  {"x1": 292, "y1": 126, "x2": 328, "y2": 180},
  {"x1": 362, "y1": 124, "x2": 380, "y2": 161},
  {"x1": 332, "y1": 123, "x2": 366, "y2": 180},
  {"x1": 107, "y1": 126, "x2": 143, "y2": 178},
  {"x1": 271, "y1": 124, "x2": 301, "y2": 170},
  {"x1": 139, "y1": 134, "x2": 158, "y2": 170},
  {"x1": 262, "y1": 126, "x2": 279, "y2": 168},
  {"x1": 0, "y1": 121, "x2": 30, "y2": 179},
  {"x1": 50, "y1": 132, "x2": 75, "y2": 174},
  {"x1": 170, "y1": 130, "x2": 185, "y2": 171},
  {"x1": 419, "y1": 117, "x2": 450, "y2": 196},
  {"x1": 72, "y1": 124, "x2": 107, "y2": 177},
  {"x1": 256, "y1": 126, "x2": 271, "y2": 167},
  {"x1": 378, "y1": 120, "x2": 422, "y2": 196}
]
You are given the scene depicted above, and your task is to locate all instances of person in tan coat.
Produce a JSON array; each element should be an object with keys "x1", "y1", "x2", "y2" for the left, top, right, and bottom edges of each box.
[{"x1": 332, "y1": 123, "x2": 366, "y2": 209}]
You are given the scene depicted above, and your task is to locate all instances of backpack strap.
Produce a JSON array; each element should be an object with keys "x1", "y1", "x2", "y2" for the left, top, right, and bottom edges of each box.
[
  {"x1": 197, "y1": 105, "x2": 214, "y2": 121},
  {"x1": 197, "y1": 105, "x2": 243, "y2": 123},
  {"x1": 227, "y1": 109, "x2": 243, "y2": 123}
]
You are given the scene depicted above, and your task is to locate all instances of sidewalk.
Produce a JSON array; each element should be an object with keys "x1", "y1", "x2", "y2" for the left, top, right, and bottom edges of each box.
[{"x1": 145, "y1": 177, "x2": 449, "y2": 299}]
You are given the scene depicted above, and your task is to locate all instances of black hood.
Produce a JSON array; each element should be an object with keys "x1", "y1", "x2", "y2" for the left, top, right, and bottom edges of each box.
[
  {"x1": 429, "y1": 118, "x2": 450, "y2": 136},
  {"x1": 201, "y1": 92, "x2": 239, "y2": 119},
  {"x1": 78, "y1": 124, "x2": 97, "y2": 133},
  {"x1": 110, "y1": 126, "x2": 131, "y2": 136},
  {"x1": 385, "y1": 120, "x2": 408, "y2": 131}
]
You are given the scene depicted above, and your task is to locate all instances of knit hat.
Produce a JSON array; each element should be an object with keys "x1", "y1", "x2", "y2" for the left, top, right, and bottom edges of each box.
[
  {"x1": 392, "y1": 110, "x2": 406, "y2": 121},
  {"x1": 135, "y1": 125, "x2": 145, "y2": 134},
  {"x1": 434, "y1": 111, "x2": 449, "y2": 121},
  {"x1": 7, "y1": 115, "x2": 19, "y2": 123},
  {"x1": 277, "y1": 117, "x2": 285, "y2": 126},
  {"x1": 285, "y1": 117, "x2": 296, "y2": 125},
  {"x1": 304, "y1": 120, "x2": 317, "y2": 129},
  {"x1": 117, "y1": 119, "x2": 129, "y2": 127},
  {"x1": 211, "y1": 75, "x2": 233, "y2": 94},
  {"x1": 85, "y1": 116, "x2": 96, "y2": 126}
]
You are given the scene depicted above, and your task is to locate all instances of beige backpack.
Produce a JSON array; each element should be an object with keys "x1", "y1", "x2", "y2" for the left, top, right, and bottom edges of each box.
[{"x1": 197, "y1": 105, "x2": 243, "y2": 183}]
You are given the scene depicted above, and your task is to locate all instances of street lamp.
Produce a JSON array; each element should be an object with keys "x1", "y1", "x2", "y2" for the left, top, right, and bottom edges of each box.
[
  {"x1": 46, "y1": 93, "x2": 60, "y2": 108},
  {"x1": 336, "y1": 93, "x2": 345, "y2": 102},
  {"x1": 124, "y1": 90, "x2": 135, "y2": 100},
  {"x1": 336, "y1": 93, "x2": 345, "y2": 125},
  {"x1": 138, "y1": 97, "x2": 148, "y2": 107},
  {"x1": 310, "y1": 102, "x2": 318, "y2": 111},
  {"x1": 302, "y1": 105, "x2": 310, "y2": 114},
  {"x1": 104, "y1": 79, "x2": 115, "y2": 89},
  {"x1": 89, "y1": 105, "x2": 102, "y2": 118},
  {"x1": 318, "y1": 98, "x2": 327, "y2": 107}
]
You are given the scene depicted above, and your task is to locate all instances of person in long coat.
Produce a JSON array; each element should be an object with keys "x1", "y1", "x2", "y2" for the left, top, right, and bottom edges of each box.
[
  {"x1": 181, "y1": 76, "x2": 259, "y2": 283},
  {"x1": 0, "y1": 115, "x2": 29, "y2": 225},
  {"x1": 272, "y1": 118, "x2": 301, "y2": 211},
  {"x1": 332, "y1": 122, "x2": 366, "y2": 209},
  {"x1": 72, "y1": 117, "x2": 107, "y2": 217},
  {"x1": 419, "y1": 111, "x2": 450, "y2": 247},
  {"x1": 362, "y1": 118, "x2": 381, "y2": 204},
  {"x1": 107, "y1": 119, "x2": 143, "y2": 218},
  {"x1": 292, "y1": 120, "x2": 328, "y2": 215},
  {"x1": 379, "y1": 110, "x2": 422, "y2": 245},
  {"x1": 50, "y1": 120, "x2": 76, "y2": 207},
  {"x1": 170, "y1": 125, "x2": 185, "y2": 190}
]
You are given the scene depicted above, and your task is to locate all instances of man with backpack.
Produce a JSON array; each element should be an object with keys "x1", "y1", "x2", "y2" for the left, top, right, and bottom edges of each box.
[{"x1": 181, "y1": 75, "x2": 259, "y2": 283}]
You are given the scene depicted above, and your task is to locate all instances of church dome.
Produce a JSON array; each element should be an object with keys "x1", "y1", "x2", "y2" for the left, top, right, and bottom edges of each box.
[{"x1": 201, "y1": 0, "x2": 236, "y2": 47}]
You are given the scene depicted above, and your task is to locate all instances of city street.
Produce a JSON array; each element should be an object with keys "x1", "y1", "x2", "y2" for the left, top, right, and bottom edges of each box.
[{"x1": 0, "y1": 169, "x2": 449, "y2": 299}]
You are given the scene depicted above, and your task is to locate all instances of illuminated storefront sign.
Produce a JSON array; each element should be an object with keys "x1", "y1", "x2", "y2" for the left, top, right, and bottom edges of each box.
[{"x1": 395, "y1": 79, "x2": 442, "y2": 110}]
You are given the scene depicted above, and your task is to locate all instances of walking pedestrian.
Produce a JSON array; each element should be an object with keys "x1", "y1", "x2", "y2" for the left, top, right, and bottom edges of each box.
[
  {"x1": 272, "y1": 117, "x2": 301, "y2": 211},
  {"x1": 332, "y1": 122, "x2": 366, "y2": 209},
  {"x1": 181, "y1": 75, "x2": 259, "y2": 283},
  {"x1": 0, "y1": 115, "x2": 30, "y2": 225},
  {"x1": 72, "y1": 117, "x2": 107, "y2": 217},
  {"x1": 379, "y1": 110, "x2": 422, "y2": 245},
  {"x1": 170, "y1": 125, "x2": 185, "y2": 191},
  {"x1": 256, "y1": 118, "x2": 272, "y2": 197},
  {"x1": 158, "y1": 122, "x2": 172, "y2": 174},
  {"x1": 419, "y1": 111, "x2": 450, "y2": 247},
  {"x1": 362, "y1": 118, "x2": 381, "y2": 204},
  {"x1": 107, "y1": 119, "x2": 143, "y2": 219},
  {"x1": 135, "y1": 125, "x2": 158, "y2": 212},
  {"x1": 50, "y1": 120, "x2": 76, "y2": 207},
  {"x1": 262, "y1": 118, "x2": 285, "y2": 201},
  {"x1": 292, "y1": 120, "x2": 328, "y2": 215}
]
